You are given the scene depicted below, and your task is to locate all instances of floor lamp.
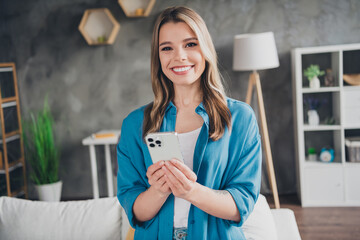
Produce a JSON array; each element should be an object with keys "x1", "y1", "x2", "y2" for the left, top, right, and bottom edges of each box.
[{"x1": 233, "y1": 32, "x2": 280, "y2": 209}]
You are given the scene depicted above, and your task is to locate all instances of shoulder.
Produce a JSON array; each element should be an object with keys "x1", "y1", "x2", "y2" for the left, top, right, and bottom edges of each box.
[
  {"x1": 119, "y1": 103, "x2": 150, "y2": 144},
  {"x1": 226, "y1": 98, "x2": 260, "y2": 146},
  {"x1": 226, "y1": 97, "x2": 256, "y2": 121}
]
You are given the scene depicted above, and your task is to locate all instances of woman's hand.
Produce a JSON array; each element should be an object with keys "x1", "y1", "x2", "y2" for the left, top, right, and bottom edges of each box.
[
  {"x1": 162, "y1": 159, "x2": 197, "y2": 200},
  {"x1": 146, "y1": 161, "x2": 171, "y2": 197},
  {"x1": 162, "y1": 159, "x2": 240, "y2": 222},
  {"x1": 133, "y1": 161, "x2": 171, "y2": 223}
]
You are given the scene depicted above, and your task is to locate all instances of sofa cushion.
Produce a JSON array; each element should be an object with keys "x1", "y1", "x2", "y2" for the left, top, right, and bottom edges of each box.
[
  {"x1": 0, "y1": 196, "x2": 122, "y2": 240},
  {"x1": 242, "y1": 194, "x2": 278, "y2": 240}
]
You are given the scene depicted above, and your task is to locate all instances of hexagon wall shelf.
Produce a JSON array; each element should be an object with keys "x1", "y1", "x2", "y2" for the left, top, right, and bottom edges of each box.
[
  {"x1": 78, "y1": 8, "x2": 120, "y2": 45},
  {"x1": 118, "y1": 0, "x2": 156, "y2": 17}
]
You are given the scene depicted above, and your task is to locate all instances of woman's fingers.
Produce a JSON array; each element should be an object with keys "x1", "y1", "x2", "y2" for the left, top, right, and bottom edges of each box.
[
  {"x1": 164, "y1": 161, "x2": 189, "y2": 184},
  {"x1": 146, "y1": 161, "x2": 165, "y2": 179},
  {"x1": 170, "y1": 159, "x2": 197, "y2": 182}
]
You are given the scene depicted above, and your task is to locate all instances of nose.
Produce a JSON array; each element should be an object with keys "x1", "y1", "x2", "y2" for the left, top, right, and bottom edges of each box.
[{"x1": 174, "y1": 47, "x2": 187, "y2": 61}]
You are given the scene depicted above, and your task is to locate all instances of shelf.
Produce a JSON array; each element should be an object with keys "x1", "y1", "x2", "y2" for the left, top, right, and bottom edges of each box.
[
  {"x1": 0, "y1": 67, "x2": 12, "y2": 72},
  {"x1": 11, "y1": 189, "x2": 25, "y2": 198},
  {"x1": 8, "y1": 158, "x2": 23, "y2": 169},
  {"x1": 292, "y1": 43, "x2": 360, "y2": 206},
  {"x1": 303, "y1": 92, "x2": 341, "y2": 126},
  {"x1": 1, "y1": 101, "x2": 16, "y2": 108},
  {"x1": 78, "y1": 8, "x2": 120, "y2": 45},
  {"x1": 304, "y1": 161, "x2": 342, "y2": 168},
  {"x1": 302, "y1": 87, "x2": 340, "y2": 93},
  {"x1": 343, "y1": 50, "x2": 360, "y2": 87},
  {"x1": 343, "y1": 85, "x2": 360, "y2": 91},
  {"x1": 0, "y1": 132, "x2": 20, "y2": 144},
  {"x1": 1, "y1": 97, "x2": 16, "y2": 103},
  {"x1": 303, "y1": 124, "x2": 341, "y2": 131},
  {"x1": 0, "y1": 161, "x2": 22, "y2": 173},
  {"x1": 344, "y1": 126, "x2": 360, "y2": 130},
  {"x1": 118, "y1": 0, "x2": 156, "y2": 17},
  {"x1": 301, "y1": 51, "x2": 340, "y2": 88},
  {"x1": 0, "y1": 62, "x2": 26, "y2": 198},
  {"x1": 345, "y1": 162, "x2": 360, "y2": 166},
  {"x1": 0, "y1": 66, "x2": 16, "y2": 98}
]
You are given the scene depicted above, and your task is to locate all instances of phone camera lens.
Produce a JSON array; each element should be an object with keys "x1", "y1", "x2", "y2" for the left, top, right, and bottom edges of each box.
[
  {"x1": 149, "y1": 143, "x2": 155, "y2": 148},
  {"x1": 148, "y1": 138, "x2": 154, "y2": 142},
  {"x1": 155, "y1": 140, "x2": 161, "y2": 145}
]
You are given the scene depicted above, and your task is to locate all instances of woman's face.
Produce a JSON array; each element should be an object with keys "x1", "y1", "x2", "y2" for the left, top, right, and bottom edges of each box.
[{"x1": 158, "y1": 21, "x2": 206, "y2": 87}]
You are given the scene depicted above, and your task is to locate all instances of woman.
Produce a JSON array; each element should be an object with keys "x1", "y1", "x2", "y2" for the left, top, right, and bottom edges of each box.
[{"x1": 117, "y1": 6, "x2": 261, "y2": 240}]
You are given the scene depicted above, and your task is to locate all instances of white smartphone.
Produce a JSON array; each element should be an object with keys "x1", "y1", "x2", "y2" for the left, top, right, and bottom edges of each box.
[{"x1": 145, "y1": 132, "x2": 184, "y2": 164}]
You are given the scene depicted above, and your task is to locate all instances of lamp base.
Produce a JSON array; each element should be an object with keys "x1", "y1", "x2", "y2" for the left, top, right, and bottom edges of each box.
[{"x1": 246, "y1": 71, "x2": 280, "y2": 209}]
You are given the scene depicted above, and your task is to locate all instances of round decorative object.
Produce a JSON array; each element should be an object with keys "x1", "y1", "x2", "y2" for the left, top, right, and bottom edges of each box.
[
  {"x1": 343, "y1": 74, "x2": 360, "y2": 86},
  {"x1": 319, "y1": 148, "x2": 334, "y2": 163}
]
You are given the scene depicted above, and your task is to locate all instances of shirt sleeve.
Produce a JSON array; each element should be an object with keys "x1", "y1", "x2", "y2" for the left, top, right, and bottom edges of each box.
[
  {"x1": 224, "y1": 109, "x2": 262, "y2": 227},
  {"x1": 117, "y1": 117, "x2": 155, "y2": 229}
]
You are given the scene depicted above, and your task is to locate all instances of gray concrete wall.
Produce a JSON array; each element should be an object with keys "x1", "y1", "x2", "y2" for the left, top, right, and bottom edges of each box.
[{"x1": 1, "y1": 0, "x2": 359, "y2": 199}]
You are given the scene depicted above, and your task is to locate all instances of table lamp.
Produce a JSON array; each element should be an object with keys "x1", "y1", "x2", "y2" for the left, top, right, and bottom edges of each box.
[{"x1": 233, "y1": 32, "x2": 280, "y2": 209}]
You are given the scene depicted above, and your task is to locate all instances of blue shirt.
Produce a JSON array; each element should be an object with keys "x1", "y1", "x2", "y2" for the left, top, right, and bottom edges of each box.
[{"x1": 117, "y1": 98, "x2": 261, "y2": 240}]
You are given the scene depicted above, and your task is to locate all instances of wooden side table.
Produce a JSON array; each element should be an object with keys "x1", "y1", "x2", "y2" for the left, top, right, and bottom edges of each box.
[{"x1": 82, "y1": 130, "x2": 121, "y2": 199}]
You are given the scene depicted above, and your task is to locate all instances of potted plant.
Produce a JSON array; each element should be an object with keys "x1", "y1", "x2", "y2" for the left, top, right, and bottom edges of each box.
[
  {"x1": 304, "y1": 64, "x2": 325, "y2": 89},
  {"x1": 307, "y1": 147, "x2": 317, "y2": 161},
  {"x1": 303, "y1": 96, "x2": 325, "y2": 126},
  {"x1": 22, "y1": 98, "x2": 62, "y2": 201}
]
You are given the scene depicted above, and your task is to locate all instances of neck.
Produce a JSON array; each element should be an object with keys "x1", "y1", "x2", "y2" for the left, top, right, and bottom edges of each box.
[{"x1": 173, "y1": 84, "x2": 203, "y2": 109}]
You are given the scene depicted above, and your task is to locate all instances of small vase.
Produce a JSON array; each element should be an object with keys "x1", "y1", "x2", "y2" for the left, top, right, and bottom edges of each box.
[
  {"x1": 309, "y1": 76, "x2": 321, "y2": 89},
  {"x1": 308, "y1": 110, "x2": 320, "y2": 126},
  {"x1": 309, "y1": 154, "x2": 317, "y2": 161},
  {"x1": 35, "y1": 181, "x2": 62, "y2": 202}
]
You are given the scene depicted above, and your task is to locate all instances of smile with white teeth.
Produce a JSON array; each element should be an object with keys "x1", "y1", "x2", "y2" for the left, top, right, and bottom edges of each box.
[{"x1": 172, "y1": 66, "x2": 192, "y2": 72}]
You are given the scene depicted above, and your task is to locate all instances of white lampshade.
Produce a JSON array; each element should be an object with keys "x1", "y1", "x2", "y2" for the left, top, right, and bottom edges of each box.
[{"x1": 233, "y1": 32, "x2": 279, "y2": 71}]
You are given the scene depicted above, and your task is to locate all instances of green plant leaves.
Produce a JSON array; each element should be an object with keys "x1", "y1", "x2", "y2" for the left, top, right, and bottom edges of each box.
[
  {"x1": 22, "y1": 97, "x2": 59, "y2": 185},
  {"x1": 303, "y1": 64, "x2": 325, "y2": 82}
]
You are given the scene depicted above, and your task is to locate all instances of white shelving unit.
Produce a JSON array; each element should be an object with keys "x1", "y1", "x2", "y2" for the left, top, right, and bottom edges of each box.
[{"x1": 292, "y1": 43, "x2": 360, "y2": 206}]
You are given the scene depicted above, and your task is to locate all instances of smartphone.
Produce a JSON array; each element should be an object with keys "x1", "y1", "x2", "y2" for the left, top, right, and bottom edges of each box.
[{"x1": 145, "y1": 132, "x2": 184, "y2": 164}]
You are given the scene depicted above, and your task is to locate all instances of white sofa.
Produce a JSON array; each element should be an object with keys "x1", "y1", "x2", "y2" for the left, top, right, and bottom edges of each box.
[{"x1": 0, "y1": 194, "x2": 301, "y2": 240}]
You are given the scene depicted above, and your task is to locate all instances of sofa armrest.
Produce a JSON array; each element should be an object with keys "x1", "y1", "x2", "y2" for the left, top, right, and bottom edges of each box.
[
  {"x1": 242, "y1": 194, "x2": 278, "y2": 240},
  {"x1": 271, "y1": 208, "x2": 302, "y2": 240}
]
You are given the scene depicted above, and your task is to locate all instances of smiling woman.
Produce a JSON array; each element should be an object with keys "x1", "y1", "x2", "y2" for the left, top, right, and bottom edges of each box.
[
  {"x1": 158, "y1": 22, "x2": 205, "y2": 87},
  {"x1": 117, "y1": 6, "x2": 262, "y2": 240}
]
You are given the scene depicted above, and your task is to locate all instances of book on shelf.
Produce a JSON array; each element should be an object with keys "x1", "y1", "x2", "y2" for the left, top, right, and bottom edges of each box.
[{"x1": 92, "y1": 132, "x2": 116, "y2": 139}]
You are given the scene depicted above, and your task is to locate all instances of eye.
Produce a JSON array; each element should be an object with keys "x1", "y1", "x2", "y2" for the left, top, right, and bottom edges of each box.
[
  {"x1": 186, "y1": 42, "x2": 197, "y2": 48},
  {"x1": 161, "y1": 46, "x2": 172, "y2": 51}
]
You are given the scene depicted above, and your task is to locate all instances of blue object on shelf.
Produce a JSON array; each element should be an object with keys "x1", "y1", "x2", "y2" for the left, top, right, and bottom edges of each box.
[{"x1": 319, "y1": 148, "x2": 334, "y2": 162}]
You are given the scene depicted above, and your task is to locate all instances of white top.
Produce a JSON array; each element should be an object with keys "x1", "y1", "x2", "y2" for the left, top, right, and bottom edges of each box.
[{"x1": 173, "y1": 127, "x2": 202, "y2": 228}]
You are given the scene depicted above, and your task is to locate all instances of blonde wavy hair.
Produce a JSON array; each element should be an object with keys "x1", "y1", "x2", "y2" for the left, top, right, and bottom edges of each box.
[{"x1": 143, "y1": 6, "x2": 231, "y2": 141}]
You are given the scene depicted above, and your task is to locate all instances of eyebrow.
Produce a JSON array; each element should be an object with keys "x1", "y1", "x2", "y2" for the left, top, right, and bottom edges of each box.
[{"x1": 159, "y1": 37, "x2": 198, "y2": 47}]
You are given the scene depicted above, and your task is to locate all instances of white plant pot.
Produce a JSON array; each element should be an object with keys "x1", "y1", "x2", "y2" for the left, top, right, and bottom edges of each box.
[
  {"x1": 309, "y1": 154, "x2": 317, "y2": 161},
  {"x1": 309, "y1": 76, "x2": 321, "y2": 89},
  {"x1": 35, "y1": 181, "x2": 62, "y2": 202},
  {"x1": 308, "y1": 110, "x2": 320, "y2": 126}
]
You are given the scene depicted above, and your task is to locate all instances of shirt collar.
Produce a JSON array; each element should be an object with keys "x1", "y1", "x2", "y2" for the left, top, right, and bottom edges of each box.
[
  {"x1": 164, "y1": 101, "x2": 209, "y2": 126},
  {"x1": 195, "y1": 102, "x2": 209, "y2": 127},
  {"x1": 165, "y1": 101, "x2": 176, "y2": 112}
]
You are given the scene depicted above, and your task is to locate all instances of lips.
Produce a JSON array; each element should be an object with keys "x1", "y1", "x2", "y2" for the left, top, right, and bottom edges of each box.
[{"x1": 171, "y1": 65, "x2": 194, "y2": 74}]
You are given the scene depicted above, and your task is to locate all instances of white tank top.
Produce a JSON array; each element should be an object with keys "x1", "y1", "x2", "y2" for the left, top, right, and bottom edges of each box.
[{"x1": 173, "y1": 127, "x2": 202, "y2": 228}]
